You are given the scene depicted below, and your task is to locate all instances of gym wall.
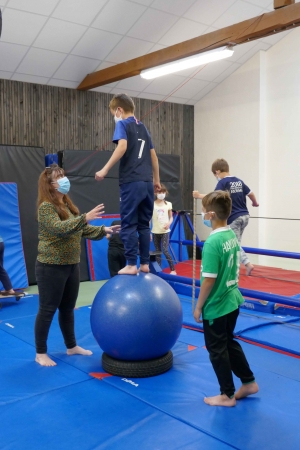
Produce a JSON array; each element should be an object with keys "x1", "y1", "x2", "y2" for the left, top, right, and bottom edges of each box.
[{"x1": 0, "y1": 79, "x2": 194, "y2": 212}]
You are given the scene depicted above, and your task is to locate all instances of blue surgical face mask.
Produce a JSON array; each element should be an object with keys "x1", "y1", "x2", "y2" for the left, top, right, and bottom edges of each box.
[
  {"x1": 201, "y1": 212, "x2": 212, "y2": 228},
  {"x1": 56, "y1": 176, "x2": 70, "y2": 195}
]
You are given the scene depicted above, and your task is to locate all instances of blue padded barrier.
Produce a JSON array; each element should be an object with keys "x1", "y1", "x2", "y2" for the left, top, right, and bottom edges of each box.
[{"x1": 0, "y1": 183, "x2": 28, "y2": 289}]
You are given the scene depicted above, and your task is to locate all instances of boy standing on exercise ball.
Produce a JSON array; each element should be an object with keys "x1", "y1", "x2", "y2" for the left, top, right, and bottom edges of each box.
[
  {"x1": 193, "y1": 158, "x2": 259, "y2": 275},
  {"x1": 194, "y1": 190, "x2": 259, "y2": 407},
  {"x1": 95, "y1": 94, "x2": 161, "y2": 275}
]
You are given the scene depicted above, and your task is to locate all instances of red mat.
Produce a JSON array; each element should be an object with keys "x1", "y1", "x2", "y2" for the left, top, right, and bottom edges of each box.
[{"x1": 164, "y1": 261, "x2": 300, "y2": 297}]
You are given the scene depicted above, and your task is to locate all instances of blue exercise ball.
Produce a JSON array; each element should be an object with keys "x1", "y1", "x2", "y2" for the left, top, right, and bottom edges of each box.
[{"x1": 90, "y1": 273, "x2": 183, "y2": 361}]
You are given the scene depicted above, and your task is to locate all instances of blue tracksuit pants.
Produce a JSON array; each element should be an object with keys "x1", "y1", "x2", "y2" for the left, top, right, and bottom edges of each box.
[{"x1": 120, "y1": 181, "x2": 154, "y2": 266}]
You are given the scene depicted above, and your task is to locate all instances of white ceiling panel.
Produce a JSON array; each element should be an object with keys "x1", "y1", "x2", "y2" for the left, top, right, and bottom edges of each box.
[
  {"x1": 52, "y1": 0, "x2": 107, "y2": 26},
  {"x1": 137, "y1": 92, "x2": 164, "y2": 101},
  {"x1": 48, "y1": 79, "x2": 79, "y2": 89},
  {"x1": 148, "y1": 43, "x2": 166, "y2": 53},
  {"x1": 71, "y1": 28, "x2": 122, "y2": 60},
  {"x1": 237, "y1": 41, "x2": 270, "y2": 65},
  {"x1": 90, "y1": 86, "x2": 112, "y2": 93},
  {"x1": 1, "y1": 8, "x2": 47, "y2": 46},
  {"x1": 105, "y1": 37, "x2": 154, "y2": 64},
  {"x1": 0, "y1": 70, "x2": 12, "y2": 79},
  {"x1": 166, "y1": 96, "x2": 188, "y2": 104},
  {"x1": 229, "y1": 40, "x2": 258, "y2": 62},
  {"x1": 110, "y1": 87, "x2": 140, "y2": 97},
  {"x1": 33, "y1": 18, "x2": 87, "y2": 53},
  {"x1": 0, "y1": 1, "x2": 8, "y2": 6},
  {"x1": 127, "y1": 8, "x2": 178, "y2": 42},
  {"x1": 193, "y1": 59, "x2": 238, "y2": 82},
  {"x1": 194, "y1": 82, "x2": 218, "y2": 101},
  {"x1": 0, "y1": 42, "x2": 29, "y2": 71},
  {"x1": 151, "y1": 0, "x2": 197, "y2": 17},
  {"x1": 213, "y1": 62, "x2": 241, "y2": 84},
  {"x1": 128, "y1": 0, "x2": 154, "y2": 6},
  {"x1": 92, "y1": 0, "x2": 146, "y2": 35},
  {"x1": 143, "y1": 74, "x2": 185, "y2": 96},
  {"x1": 95, "y1": 61, "x2": 115, "y2": 71},
  {"x1": 115, "y1": 75, "x2": 152, "y2": 91},
  {"x1": 184, "y1": 0, "x2": 236, "y2": 26},
  {"x1": 170, "y1": 77, "x2": 210, "y2": 98},
  {"x1": 6, "y1": 0, "x2": 59, "y2": 16},
  {"x1": 16, "y1": 48, "x2": 67, "y2": 77},
  {"x1": 260, "y1": 30, "x2": 291, "y2": 46},
  {"x1": 246, "y1": 0, "x2": 273, "y2": 8},
  {"x1": 159, "y1": 18, "x2": 207, "y2": 47},
  {"x1": 185, "y1": 98, "x2": 199, "y2": 105},
  {"x1": 213, "y1": 1, "x2": 264, "y2": 29},
  {"x1": 53, "y1": 55, "x2": 100, "y2": 82},
  {"x1": 11, "y1": 73, "x2": 49, "y2": 84}
]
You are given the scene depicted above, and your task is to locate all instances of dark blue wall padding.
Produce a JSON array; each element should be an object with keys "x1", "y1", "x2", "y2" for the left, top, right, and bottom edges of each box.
[
  {"x1": 85, "y1": 215, "x2": 121, "y2": 281},
  {"x1": 86, "y1": 213, "x2": 188, "y2": 281},
  {"x1": 0, "y1": 183, "x2": 28, "y2": 289}
]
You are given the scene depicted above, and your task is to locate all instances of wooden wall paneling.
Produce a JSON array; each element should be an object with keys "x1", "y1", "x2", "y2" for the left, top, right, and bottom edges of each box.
[{"x1": 0, "y1": 79, "x2": 194, "y2": 209}]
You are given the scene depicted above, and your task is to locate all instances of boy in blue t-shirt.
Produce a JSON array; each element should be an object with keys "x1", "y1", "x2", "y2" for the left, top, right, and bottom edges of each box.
[
  {"x1": 194, "y1": 190, "x2": 259, "y2": 407},
  {"x1": 95, "y1": 94, "x2": 160, "y2": 275},
  {"x1": 193, "y1": 158, "x2": 259, "y2": 275}
]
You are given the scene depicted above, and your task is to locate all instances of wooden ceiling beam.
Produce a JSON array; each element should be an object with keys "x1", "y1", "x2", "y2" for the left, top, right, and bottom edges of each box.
[{"x1": 77, "y1": 3, "x2": 300, "y2": 91}]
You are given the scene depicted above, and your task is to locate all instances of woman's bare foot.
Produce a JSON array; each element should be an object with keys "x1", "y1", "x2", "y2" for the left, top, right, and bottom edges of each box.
[
  {"x1": 245, "y1": 263, "x2": 254, "y2": 276},
  {"x1": 67, "y1": 346, "x2": 93, "y2": 356},
  {"x1": 35, "y1": 353, "x2": 57, "y2": 367},
  {"x1": 118, "y1": 265, "x2": 138, "y2": 275},
  {"x1": 204, "y1": 394, "x2": 236, "y2": 407},
  {"x1": 235, "y1": 382, "x2": 259, "y2": 400},
  {"x1": 139, "y1": 264, "x2": 149, "y2": 273}
]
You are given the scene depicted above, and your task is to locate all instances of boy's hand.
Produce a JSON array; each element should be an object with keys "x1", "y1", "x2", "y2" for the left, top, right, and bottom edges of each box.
[
  {"x1": 192, "y1": 190, "x2": 203, "y2": 199},
  {"x1": 193, "y1": 306, "x2": 203, "y2": 323},
  {"x1": 252, "y1": 202, "x2": 259, "y2": 207},
  {"x1": 154, "y1": 179, "x2": 161, "y2": 192},
  {"x1": 95, "y1": 168, "x2": 108, "y2": 181},
  {"x1": 163, "y1": 222, "x2": 170, "y2": 230}
]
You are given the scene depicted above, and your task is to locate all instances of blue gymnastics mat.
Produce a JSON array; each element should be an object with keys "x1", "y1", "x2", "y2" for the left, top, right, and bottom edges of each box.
[{"x1": 2, "y1": 296, "x2": 300, "y2": 449}]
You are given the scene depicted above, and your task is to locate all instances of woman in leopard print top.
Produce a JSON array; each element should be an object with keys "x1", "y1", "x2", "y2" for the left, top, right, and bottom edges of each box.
[{"x1": 34, "y1": 164, "x2": 120, "y2": 367}]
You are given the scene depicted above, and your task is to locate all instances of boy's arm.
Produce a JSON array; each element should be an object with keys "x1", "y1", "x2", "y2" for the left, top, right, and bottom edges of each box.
[
  {"x1": 193, "y1": 277, "x2": 216, "y2": 323},
  {"x1": 150, "y1": 148, "x2": 161, "y2": 191},
  {"x1": 192, "y1": 190, "x2": 206, "y2": 200},
  {"x1": 95, "y1": 139, "x2": 127, "y2": 181},
  {"x1": 247, "y1": 192, "x2": 259, "y2": 207}
]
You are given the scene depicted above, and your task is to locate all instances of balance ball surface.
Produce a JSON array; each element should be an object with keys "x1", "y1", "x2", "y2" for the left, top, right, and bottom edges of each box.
[{"x1": 90, "y1": 273, "x2": 183, "y2": 361}]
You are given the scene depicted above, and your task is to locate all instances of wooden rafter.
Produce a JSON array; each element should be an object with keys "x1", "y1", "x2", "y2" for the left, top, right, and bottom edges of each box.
[{"x1": 78, "y1": 3, "x2": 300, "y2": 91}]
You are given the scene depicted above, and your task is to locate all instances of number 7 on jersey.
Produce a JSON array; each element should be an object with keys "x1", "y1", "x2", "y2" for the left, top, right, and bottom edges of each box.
[{"x1": 138, "y1": 139, "x2": 145, "y2": 159}]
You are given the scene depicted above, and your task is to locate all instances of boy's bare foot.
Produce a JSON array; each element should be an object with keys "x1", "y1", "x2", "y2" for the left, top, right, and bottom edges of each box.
[
  {"x1": 245, "y1": 263, "x2": 254, "y2": 276},
  {"x1": 35, "y1": 353, "x2": 57, "y2": 367},
  {"x1": 118, "y1": 265, "x2": 138, "y2": 275},
  {"x1": 170, "y1": 271, "x2": 177, "y2": 275},
  {"x1": 139, "y1": 264, "x2": 149, "y2": 273},
  {"x1": 67, "y1": 346, "x2": 93, "y2": 356},
  {"x1": 235, "y1": 381, "x2": 259, "y2": 400},
  {"x1": 204, "y1": 394, "x2": 236, "y2": 407}
]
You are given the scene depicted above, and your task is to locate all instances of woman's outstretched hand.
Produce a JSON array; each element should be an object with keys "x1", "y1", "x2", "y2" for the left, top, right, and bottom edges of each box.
[
  {"x1": 104, "y1": 225, "x2": 121, "y2": 234},
  {"x1": 86, "y1": 204, "x2": 105, "y2": 222}
]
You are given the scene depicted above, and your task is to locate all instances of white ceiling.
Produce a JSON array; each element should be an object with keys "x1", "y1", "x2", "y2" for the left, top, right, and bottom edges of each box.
[{"x1": 0, "y1": 0, "x2": 293, "y2": 105}]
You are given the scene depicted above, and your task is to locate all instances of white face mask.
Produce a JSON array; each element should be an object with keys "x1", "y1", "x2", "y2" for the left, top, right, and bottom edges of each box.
[
  {"x1": 114, "y1": 109, "x2": 122, "y2": 123},
  {"x1": 157, "y1": 193, "x2": 166, "y2": 200}
]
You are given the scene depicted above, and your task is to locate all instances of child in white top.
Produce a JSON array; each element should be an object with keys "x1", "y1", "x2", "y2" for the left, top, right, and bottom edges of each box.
[{"x1": 151, "y1": 185, "x2": 176, "y2": 274}]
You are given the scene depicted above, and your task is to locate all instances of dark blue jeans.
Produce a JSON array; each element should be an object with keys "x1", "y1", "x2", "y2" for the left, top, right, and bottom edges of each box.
[
  {"x1": 120, "y1": 181, "x2": 154, "y2": 265},
  {"x1": 34, "y1": 261, "x2": 80, "y2": 354},
  {"x1": 0, "y1": 242, "x2": 13, "y2": 291}
]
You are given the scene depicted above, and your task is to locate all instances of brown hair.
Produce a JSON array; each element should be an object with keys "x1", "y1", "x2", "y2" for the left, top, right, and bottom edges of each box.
[
  {"x1": 202, "y1": 190, "x2": 232, "y2": 220},
  {"x1": 109, "y1": 93, "x2": 135, "y2": 113},
  {"x1": 156, "y1": 183, "x2": 169, "y2": 204},
  {"x1": 211, "y1": 158, "x2": 229, "y2": 174},
  {"x1": 37, "y1": 164, "x2": 79, "y2": 220}
]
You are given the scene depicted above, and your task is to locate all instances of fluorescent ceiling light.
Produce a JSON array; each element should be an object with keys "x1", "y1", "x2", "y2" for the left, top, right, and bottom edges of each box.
[{"x1": 140, "y1": 46, "x2": 234, "y2": 80}]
